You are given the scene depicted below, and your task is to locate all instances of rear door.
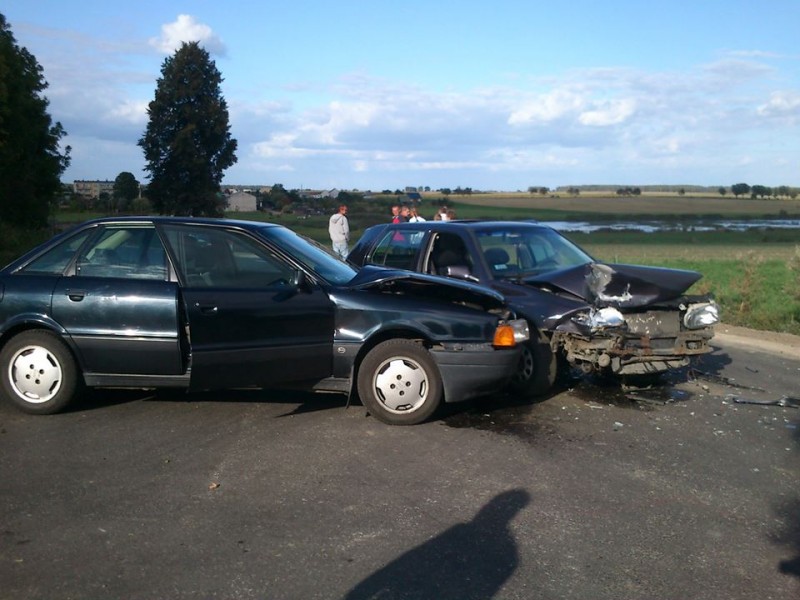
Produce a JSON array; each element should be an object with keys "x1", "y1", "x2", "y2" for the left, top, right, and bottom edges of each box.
[
  {"x1": 160, "y1": 224, "x2": 334, "y2": 391},
  {"x1": 51, "y1": 224, "x2": 183, "y2": 375}
]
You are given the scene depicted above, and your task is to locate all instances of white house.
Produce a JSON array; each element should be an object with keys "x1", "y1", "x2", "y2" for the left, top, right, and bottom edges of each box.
[
  {"x1": 227, "y1": 191, "x2": 257, "y2": 212},
  {"x1": 317, "y1": 189, "x2": 340, "y2": 199}
]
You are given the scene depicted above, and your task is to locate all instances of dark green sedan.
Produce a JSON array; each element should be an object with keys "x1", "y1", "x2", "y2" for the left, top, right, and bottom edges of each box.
[{"x1": 0, "y1": 217, "x2": 528, "y2": 425}]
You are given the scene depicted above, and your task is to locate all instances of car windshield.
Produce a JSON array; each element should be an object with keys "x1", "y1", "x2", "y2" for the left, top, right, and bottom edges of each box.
[
  {"x1": 475, "y1": 226, "x2": 593, "y2": 279},
  {"x1": 259, "y1": 225, "x2": 358, "y2": 286}
]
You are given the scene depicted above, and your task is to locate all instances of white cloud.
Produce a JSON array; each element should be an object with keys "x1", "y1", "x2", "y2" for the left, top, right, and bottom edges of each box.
[
  {"x1": 508, "y1": 90, "x2": 584, "y2": 125},
  {"x1": 725, "y1": 49, "x2": 784, "y2": 59},
  {"x1": 701, "y1": 58, "x2": 774, "y2": 83},
  {"x1": 108, "y1": 100, "x2": 149, "y2": 125},
  {"x1": 757, "y1": 91, "x2": 800, "y2": 121},
  {"x1": 149, "y1": 15, "x2": 226, "y2": 56},
  {"x1": 578, "y1": 99, "x2": 636, "y2": 126}
]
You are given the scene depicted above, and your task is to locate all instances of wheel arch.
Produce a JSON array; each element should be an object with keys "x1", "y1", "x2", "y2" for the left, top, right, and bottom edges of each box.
[
  {"x1": 0, "y1": 316, "x2": 83, "y2": 372},
  {"x1": 351, "y1": 327, "x2": 433, "y2": 387}
]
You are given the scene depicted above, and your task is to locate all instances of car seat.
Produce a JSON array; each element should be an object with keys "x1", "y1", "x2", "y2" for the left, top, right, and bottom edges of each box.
[
  {"x1": 430, "y1": 236, "x2": 470, "y2": 276},
  {"x1": 484, "y1": 247, "x2": 519, "y2": 277}
]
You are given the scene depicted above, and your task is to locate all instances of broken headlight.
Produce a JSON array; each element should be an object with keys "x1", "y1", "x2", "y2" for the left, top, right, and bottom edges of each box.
[
  {"x1": 574, "y1": 306, "x2": 626, "y2": 331},
  {"x1": 683, "y1": 301, "x2": 720, "y2": 329}
]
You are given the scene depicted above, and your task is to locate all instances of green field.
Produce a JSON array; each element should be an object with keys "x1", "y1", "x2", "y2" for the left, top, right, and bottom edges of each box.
[{"x1": 2, "y1": 193, "x2": 799, "y2": 335}]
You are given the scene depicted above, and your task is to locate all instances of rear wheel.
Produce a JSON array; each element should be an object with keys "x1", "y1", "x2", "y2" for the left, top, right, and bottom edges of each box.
[
  {"x1": 0, "y1": 330, "x2": 80, "y2": 414},
  {"x1": 509, "y1": 330, "x2": 557, "y2": 398},
  {"x1": 357, "y1": 340, "x2": 443, "y2": 425}
]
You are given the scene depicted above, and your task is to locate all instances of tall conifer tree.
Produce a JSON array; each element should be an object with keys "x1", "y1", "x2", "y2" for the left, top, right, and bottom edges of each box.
[
  {"x1": 0, "y1": 14, "x2": 70, "y2": 227},
  {"x1": 139, "y1": 42, "x2": 237, "y2": 216}
]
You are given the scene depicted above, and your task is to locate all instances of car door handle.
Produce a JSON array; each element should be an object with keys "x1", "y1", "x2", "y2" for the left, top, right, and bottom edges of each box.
[
  {"x1": 195, "y1": 302, "x2": 219, "y2": 315},
  {"x1": 66, "y1": 290, "x2": 87, "y2": 302}
]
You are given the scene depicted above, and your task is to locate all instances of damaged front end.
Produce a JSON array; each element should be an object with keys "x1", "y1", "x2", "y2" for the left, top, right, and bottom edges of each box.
[{"x1": 545, "y1": 263, "x2": 720, "y2": 376}]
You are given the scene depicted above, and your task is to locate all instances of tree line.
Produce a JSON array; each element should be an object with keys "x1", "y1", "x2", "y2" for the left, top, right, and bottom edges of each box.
[{"x1": 726, "y1": 183, "x2": 798, "y2": 199}]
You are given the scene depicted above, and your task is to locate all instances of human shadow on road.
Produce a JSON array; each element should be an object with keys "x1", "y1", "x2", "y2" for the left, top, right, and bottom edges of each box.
[
  {"x1": 344, "y1": 489, "x2": 530, "y2": 600},
  {"x1": 775, "y1": 498, "x2": 800, "y2": 577},
  {"x1": 775, "y1": 422, "x2": 800, "y2": 578}
]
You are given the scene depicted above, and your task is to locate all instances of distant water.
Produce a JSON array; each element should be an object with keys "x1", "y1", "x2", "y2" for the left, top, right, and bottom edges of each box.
[{"x1": 544, "y1": 219, "x2": 800, "y2": 233}]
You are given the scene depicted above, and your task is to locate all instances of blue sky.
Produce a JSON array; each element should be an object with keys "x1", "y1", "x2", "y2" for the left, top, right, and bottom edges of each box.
[{"x1": 4, "y1": 1, "x2": 799, "y2": 190}]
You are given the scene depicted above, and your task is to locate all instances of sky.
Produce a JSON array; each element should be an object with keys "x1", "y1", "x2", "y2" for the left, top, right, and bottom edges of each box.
[{"x1": 3, "y1": 1, "x2": 800, "y2": 191}]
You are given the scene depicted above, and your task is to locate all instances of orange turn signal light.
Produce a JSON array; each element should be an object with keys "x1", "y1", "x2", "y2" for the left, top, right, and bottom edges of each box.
[{"x1": 493, "y1": 325, "x2": 516, "y2": 347}]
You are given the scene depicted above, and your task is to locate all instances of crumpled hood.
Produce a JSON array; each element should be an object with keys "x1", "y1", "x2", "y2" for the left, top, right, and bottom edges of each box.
[
  {"x1": 524, "y1": 262, "x2": 702, "y2": 308},
  {"x1": 348, "y1": 265, "x2": 507, "y2": 310}
]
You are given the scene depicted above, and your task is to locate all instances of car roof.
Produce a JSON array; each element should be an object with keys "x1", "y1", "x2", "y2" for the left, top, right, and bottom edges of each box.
[
  {"x1": 365, "y1": 220, "x2": 550, "y2": 233},
  {"x1": 75, "y1": 215, "x2": 284, "y2": 231}
]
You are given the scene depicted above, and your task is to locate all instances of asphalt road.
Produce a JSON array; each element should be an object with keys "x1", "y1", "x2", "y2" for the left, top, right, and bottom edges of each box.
[{"x1": 1, "y1": 331, "x2": 798, "y2": 600}]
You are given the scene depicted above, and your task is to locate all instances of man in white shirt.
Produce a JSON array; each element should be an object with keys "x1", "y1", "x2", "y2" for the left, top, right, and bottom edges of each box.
[{"x1": 328, "y1": 204, "x2": 350, "y2": 259}]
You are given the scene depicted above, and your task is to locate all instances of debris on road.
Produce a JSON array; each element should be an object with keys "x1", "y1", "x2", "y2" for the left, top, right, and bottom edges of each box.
[{"x1": 728, "y1": 394, "x2": 800, "y2": 408}]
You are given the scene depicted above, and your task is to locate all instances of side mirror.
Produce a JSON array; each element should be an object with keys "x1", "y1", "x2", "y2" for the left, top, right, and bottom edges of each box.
[{"x1": 291, "y1": 269, "x2": 311, "y2": 292}]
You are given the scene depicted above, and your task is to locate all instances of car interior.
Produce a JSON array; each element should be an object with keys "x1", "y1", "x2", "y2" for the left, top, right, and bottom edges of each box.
[{"x1": 427, "y1": 234, "x2": 472, "y2": 276}]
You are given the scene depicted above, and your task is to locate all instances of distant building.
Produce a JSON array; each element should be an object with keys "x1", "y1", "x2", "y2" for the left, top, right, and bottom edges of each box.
[
  {"x1": 227, "y1": 191, "x2": 257, "y2": 212},
  {"x1": 74, "y1": 180, "x2": 115, "y2": 199},
  {"x1": 316, "y1": 188, "x2": 340, "y2": 199}
]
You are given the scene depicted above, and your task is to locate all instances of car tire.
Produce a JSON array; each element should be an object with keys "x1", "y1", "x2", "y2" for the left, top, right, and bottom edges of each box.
[
  {"x1": 357, "y1": 339, "x2": 443, "y2": 425},
  {"x1": 0, "y1": 330, "x2": 80, "y2": 414},
  {"x1": 509, "y1": 330, "x2": 557, "y2": 398}
]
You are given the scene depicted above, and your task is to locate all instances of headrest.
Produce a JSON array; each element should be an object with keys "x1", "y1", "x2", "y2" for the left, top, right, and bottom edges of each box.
[{"x1": 484, "y1": 247, "x2": 509, "y2": 266}]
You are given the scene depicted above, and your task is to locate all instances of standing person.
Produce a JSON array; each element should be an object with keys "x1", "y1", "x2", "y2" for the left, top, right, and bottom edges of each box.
[
  {"x1": 401, "y1": 206, "x2": 411, "y2": 221},
  {"x1": 408, "y1": 207, "x2": 426, "y2": 222},
  {"x1": 328, "y1": 204, "x2": 350, "y2": 259},
  {"x1": 436, "y1": 206, "x2": 450, "y2": 221}
]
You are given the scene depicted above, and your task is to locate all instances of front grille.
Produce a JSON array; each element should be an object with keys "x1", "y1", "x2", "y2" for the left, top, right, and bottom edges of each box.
[{"x1": 624, "y1": 311, "x2": 681, "y2": 337}]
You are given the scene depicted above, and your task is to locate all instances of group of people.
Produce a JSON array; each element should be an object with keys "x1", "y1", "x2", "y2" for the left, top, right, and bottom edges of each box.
[
  {"x1": 391, "y1": 204, "x2": 455, "y2": 223},
  {"x1": 328, "y1": 203, "x2": 456, "y2": 259}
]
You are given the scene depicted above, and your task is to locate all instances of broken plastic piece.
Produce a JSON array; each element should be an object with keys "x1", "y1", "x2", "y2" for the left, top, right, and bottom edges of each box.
[{"x1": 729, "y1": 395, "x2": 799, "y2": 408}]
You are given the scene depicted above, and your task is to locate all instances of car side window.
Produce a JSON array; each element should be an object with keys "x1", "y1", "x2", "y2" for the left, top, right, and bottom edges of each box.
[
  {"x1": 75, "y1": 226, "x2": 168, "y2": 280},
  {"x1": 368, "y1": 229, "x2": 425, "y2": 270},
  {"x1": 18, "y1": 230, "x2": 93, "y2": 275},
  {"x1": 162, "y1": 225, "x2": 295, "y2": 289}
]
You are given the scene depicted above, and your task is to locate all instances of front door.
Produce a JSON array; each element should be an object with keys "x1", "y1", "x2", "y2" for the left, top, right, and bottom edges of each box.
[{"x1": 160, "y1": 224, "x2": 334, "y2": 391}]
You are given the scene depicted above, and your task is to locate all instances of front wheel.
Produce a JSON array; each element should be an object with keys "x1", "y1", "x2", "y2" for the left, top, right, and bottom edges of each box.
[
  {"x1": 509, "y1": 331, "x2": 557, "y2": 398},
  {"x1": 0, "y1": 330, "x2": 80, "y2": 414},
  {"x1": 357, "y1": 340, "x2": 443, "y2": 425}
]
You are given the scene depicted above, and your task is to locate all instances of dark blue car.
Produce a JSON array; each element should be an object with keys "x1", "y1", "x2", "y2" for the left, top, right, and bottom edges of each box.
[
  {"x1": 349, "y1": 220, "x2": 720, "y2": 396},
  {"x1": 0, "y1": 217, "x2": 528, "y2": 425}
]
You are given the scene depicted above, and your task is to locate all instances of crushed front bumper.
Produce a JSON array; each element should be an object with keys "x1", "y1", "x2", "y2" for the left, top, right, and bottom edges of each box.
[
  {"x1": 431, "y1": 343, "x2": 523, "y2": 403},
  {"x1": 554, "y1": 309, "x2": 716, "y2": 376}
]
